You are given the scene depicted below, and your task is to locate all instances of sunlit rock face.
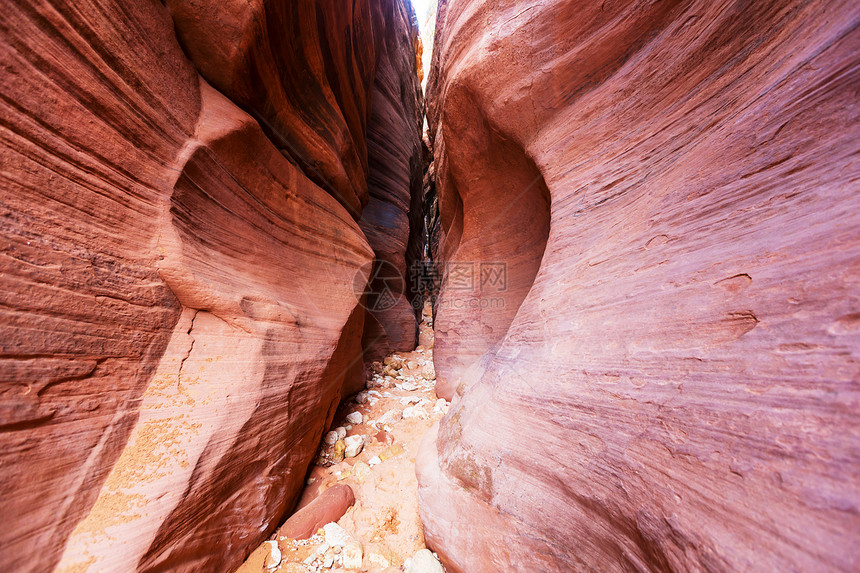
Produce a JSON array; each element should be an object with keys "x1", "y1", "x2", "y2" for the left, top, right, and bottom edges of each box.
[
  {"x1": 418, "y1": 0, "x2": 860, "y2": 571},
  {"x1": 0, "y1": 1, "x2": 421, "y2": 571}
]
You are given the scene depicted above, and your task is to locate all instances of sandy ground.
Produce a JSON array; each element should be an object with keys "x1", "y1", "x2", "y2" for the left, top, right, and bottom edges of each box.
[{"x1": 236, "y1": 305, "x2": 444, "y2": 572}]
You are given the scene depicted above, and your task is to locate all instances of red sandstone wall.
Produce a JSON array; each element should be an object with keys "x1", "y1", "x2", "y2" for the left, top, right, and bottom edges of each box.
[
  {"x1": 419, "y1": 0, "x2": 860, "y2": 570},
  {"x1": 0, "y1": 1, "x2": 421, "y2": 571}
]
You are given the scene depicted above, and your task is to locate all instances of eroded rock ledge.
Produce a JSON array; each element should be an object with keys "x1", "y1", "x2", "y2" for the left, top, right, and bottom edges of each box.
[
  {"x1": 0, "y1": 1, "x2": 422, "y2": 571},
  {"x1": 419, "y1": 0, "x2": 860, "y2": 571}
]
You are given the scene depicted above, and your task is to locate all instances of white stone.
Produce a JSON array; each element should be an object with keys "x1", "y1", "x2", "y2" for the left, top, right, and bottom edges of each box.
[
  {"x1": 355, "y1": 391, "x2": 368, "y2": 404},
  {"x1": 334, "y1": 426, "x2": 347, "y2": 440},
  {"x1": 367, "y1": 456, "x2": 381, "y2": 467},
  {"x1": 342, "y1": 540, "x2": 363, "y2": 569},
  {"x1": 402, "y1": 405, "x2": 424, "y2": 419},
  {"x1": 323, "y1": 522, "x2": 354, "y2": 548},
  {"x1": 345, "y1": 411, "x2": 363, "y2": 425},
  {"x1": 324, "y1": 431, "x2": 338, "y2": 445},
  {"x1": 322, "y1": 548, "x2": 334, "y2": 568},
  {"x1": 405, "y1": 549, "x2": 444, "y2": 573},
  {"x1": 396, "y1": 381, "x2": 419, "y2": 391},
  {"x1": 264, "y1": 540, "x2": 281, "y2": 570},
  {"x1": 343, "y1": 434, "x2": 365, "y2": 458},
  {"x1": 399, "y1": 396, "x2": 421, "y2": 404},
  {"x1": 369, "y1": 552, "x2": 390, "y2": 568},
  {"x1": 377, "y1": 409, "x2": 402, "y2": 426}
]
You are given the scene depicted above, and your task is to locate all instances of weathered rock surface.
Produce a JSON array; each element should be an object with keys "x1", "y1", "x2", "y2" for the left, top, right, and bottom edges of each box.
[
  {"x1": 0, "y1": 0, "x2": 421, "y2": 571},
  {"x1": 420, "y1": 0, "x2": 860, "y2": 571},
  {"x1": 165, "y1": 0, "x2": 378, "y2": 217},
  {"x1": 279, "y1": 485, "x2": 356, "y2": 541},
  {"x1": 359, "y1": 0, "x2": 426, "y2": 363}
]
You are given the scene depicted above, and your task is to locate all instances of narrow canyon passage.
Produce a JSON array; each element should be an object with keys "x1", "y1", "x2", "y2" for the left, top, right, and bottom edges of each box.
[
  {"x1": 1, "y1": 0, "x2": 859, "y2": 572},
  {"x1": 236, "y1": 304, "x2": 446, "y2": 572}
]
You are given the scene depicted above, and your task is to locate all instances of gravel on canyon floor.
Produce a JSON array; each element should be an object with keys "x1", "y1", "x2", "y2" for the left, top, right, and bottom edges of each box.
[{"x1": 236, "y1": 308, "x2": 446, "y2": 573}]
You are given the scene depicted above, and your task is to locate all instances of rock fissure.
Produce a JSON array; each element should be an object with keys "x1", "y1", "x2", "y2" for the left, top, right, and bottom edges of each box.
[{"x1": 176, "y1": 309, "x2": 199, "y2": 391}]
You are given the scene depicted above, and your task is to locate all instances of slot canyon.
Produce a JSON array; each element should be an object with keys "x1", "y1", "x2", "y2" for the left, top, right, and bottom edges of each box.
[{"x1": 1, "y1": 0, "x2": 858, "y2": 571}]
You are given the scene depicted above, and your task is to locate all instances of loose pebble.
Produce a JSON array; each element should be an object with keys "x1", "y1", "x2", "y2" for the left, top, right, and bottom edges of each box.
[
  {"x1": 323, "y1": 523, "x2": 354, "y2": 548},
  {"x1": 402, "y1": 405, "x2": 424, "y2": 419},
  {"x1": 343, "y1": 435, "x2": 365, "y2": 458},
  {"x1": 322, "y1": 547, "x2": 335, "y2": 567},
  {"x1": 379, "y1": 443, "x2": 405, "y2": 461},
  {"x1": 332, "y1": 439, "x2": 345, "y2": 463},
  {"x1": 405, "y1": 549, "x2": 444, "y2": 573},
  {"x1": 264, "y1": 540, "x2": 281, "y2": 570},
  {"x1": 353, "y1": 461, "x2": 371, "y2": 482},
  {"x1": 377, "y1": 409, "x2": 402, "y2": 426},
  {"x1": 341, "y1": 540, "x2": 363, "y2": 569},
  {"x1": 369, "y1": 552, "x2": 390, "y2": 568}
]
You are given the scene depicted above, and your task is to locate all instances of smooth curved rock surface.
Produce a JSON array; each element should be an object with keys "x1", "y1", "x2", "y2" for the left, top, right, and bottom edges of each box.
[
  {"x1": 165, "y1": 0, "x2": 380, "y2": 217},
  {"x1": 0, "y1": 0, "x2": 420, "y2": 571},
  {"x1": 279, "y1": 484, "x2": 356, "y2": 541},
  {"x1": 420, "y1": 0, "x2": 860, "y2": 571},
  {"x1": 359, "y1": 0, "x2": 426, "y2": 362}
]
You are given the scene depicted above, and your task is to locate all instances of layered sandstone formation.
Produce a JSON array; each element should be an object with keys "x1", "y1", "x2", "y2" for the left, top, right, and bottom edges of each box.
[
  {"x1": 359, "y1": 0, "x2": 426, "y2": 362},
  {"x1": 419, "y1": 0, "x2": 860, "y2": 571},
  {"x1": 0, "y1": 1, "x2": 421, "y2": 571}
]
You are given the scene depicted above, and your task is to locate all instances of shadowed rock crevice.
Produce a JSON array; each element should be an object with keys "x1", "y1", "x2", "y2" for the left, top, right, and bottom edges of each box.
[
  {"x1": 432, "y1": 86, "x2": 551, "y2": 400},
  {"x1": 358, "y1": 0, "x2": 426, "y2": 364}
]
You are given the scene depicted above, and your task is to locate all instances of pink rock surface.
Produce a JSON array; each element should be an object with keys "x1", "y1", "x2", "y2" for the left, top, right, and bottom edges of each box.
[
  {"x1": 0, "y1": 0, "x2": 420, "y2": 571},
  {"x1": 420, "y1": 0, "x2": 860, "y2": 571}
]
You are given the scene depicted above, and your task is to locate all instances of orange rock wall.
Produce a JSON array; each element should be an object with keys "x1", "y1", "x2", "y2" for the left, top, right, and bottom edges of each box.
[{"x1": 0, "y1": 1, "x2": 421, "y2": 571}]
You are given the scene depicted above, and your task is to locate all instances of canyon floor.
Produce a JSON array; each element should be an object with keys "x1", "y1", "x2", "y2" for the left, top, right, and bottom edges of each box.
[{"x1": 236, "y1": 305, "x2": 446, "y2": 573}]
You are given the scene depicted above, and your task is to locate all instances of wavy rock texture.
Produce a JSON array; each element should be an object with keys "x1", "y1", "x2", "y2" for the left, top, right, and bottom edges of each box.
[
  {"x1": 0, "y1": 0, "x2": 420, "y2": 571},
  {"x1": 359, "y1": 0, "x2": 425, "y2": 362},
  {"x1": 419, "y1": 0, "x2": 860, "y2": 571},
  {"x1": 165, "y1": 0, "x2": 379, "y2": 218}
]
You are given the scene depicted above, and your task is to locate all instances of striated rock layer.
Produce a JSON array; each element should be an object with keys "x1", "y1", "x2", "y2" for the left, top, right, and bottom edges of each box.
[
  {"x1": 0, "y1": 0, "x2": 421, "y2": 571},
  {"x1": 419, "y1": 0, "x2": 860, "y2": 571},
  {"x1": 359, "y1": 0, "x2": 426, "y2": 363}
]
